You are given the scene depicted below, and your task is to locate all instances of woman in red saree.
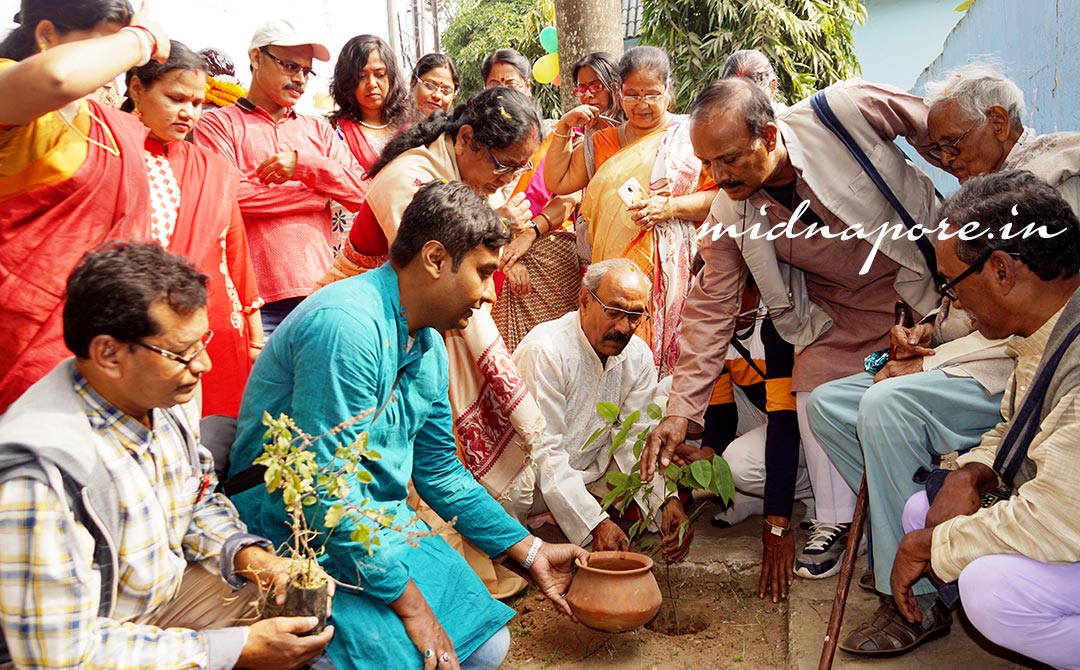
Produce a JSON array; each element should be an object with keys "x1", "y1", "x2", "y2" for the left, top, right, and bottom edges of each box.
[
  {"x1": 122, "y1": 40, "x2": 263, "y2": 417},
  {"x1": 0, "y1": 0, "x2": 168, "y2": 412}
]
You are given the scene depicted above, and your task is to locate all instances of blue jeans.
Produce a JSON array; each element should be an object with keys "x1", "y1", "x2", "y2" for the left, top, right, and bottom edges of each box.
[{"x1": 461, "y1": 626, "x2": 510, "y2": 670}]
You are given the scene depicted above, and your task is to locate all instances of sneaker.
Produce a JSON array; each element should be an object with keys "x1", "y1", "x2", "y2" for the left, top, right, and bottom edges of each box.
[{"x1": 795, "y1": 520, "x2": 862, "y2": 579}]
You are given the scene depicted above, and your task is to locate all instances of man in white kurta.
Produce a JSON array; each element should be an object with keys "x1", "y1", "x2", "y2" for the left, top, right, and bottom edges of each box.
[{"x1": 506, "y1": 259, "x2": 693, "y2": 560}]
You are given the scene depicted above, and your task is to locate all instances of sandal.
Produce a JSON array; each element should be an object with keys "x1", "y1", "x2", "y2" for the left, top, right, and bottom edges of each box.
[
  {"x1": 857, "y1": 570, "x2": 877, "y2": 593},
  {"x1": 840, "y1": 596, "x2": 951, "y2": 656}
]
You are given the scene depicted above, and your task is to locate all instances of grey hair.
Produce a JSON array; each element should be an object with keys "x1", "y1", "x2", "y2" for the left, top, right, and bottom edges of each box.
[
  {"x1": 924, "y1": 62, "x2": 1026, "y2": 130},
  {"x1": 721, "y1": 49, "x2": 777, "y2": 97},
  {"x1": 582, "y1": 258, "x2": 651, "y2": 292}
]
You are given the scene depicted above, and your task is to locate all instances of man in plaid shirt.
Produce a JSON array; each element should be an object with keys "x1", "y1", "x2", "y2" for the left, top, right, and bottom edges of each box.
[{"x1": 0, "y1": 242, "x2": 333, "y2": 670}]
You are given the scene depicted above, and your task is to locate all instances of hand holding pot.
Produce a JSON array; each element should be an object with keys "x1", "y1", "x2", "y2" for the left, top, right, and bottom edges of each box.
[
  {"x1": 238, "y1": 617, "x2": 334, "y2": 670},
  {"x1": 522, "y1": 540, "x2": 589, "y2": 620}
]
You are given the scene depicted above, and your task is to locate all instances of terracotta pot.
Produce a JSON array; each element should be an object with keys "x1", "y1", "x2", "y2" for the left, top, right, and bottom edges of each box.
[{"x1": 565, "y1": 551, "x2": 662, "y2": 633}]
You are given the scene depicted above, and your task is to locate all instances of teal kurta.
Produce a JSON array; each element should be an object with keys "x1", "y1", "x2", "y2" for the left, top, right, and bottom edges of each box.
[{"x1": 229, "y1": 263, "x2": 529, "y2": 669}]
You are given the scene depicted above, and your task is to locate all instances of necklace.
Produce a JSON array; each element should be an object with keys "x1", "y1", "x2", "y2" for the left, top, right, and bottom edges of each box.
[
  {"x1": 58, "y1": 103, "x2": 120, "y2": 158},
  {"x1": 359, "y1": 119, "x2": 391, "y2": 130}
]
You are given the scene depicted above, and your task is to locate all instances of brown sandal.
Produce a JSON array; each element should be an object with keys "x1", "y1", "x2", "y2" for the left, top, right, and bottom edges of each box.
[{"x1": 840, "y1": 596, "x2": 952, "y2": 656}]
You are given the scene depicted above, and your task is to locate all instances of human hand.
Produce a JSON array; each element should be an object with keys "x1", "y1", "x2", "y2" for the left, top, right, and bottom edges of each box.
[
  {"x1": 627, "y1": 195, "x2": 673, "y2": 230},
  {"x1": 890, "y1": 322, "x2": 934, "y2": 360},
  {"x1": 757, "y1": 517, "x2": 795, "y2": 602},
  {"x1": 642, "y1": 416, "x2": 689, "y2": 481},
  {"x1": 238, "y1": 617, "x2": 334, "y2": 670},
  {"x1": 527, "y1": 541, "x2": 589, "y2": 619},
  {"x1": 496, "y1": 192, "x2": 531, "y2": 232},
  {"x1": 502, "y1": 262, "x2": 532, "y2": 296},
  {"x1": 499, "y1": 229, "x2": 536, "y2": 271},
  {"x1": 257, "y1": 151, "x2": 299, "y2": 185},
  {"x1": 670, "y1": 443, "x2": 715, "y2": 467},
  {"x1": 873, "y1": 357, "x2": 925, "y2": 383},
  {"x1": 660, "y1": 498, "x2": 693, "y2": 563},
  {"x1": 558, "y1": 104, "x2": 601, "y2": 133},
  {"x1": 234, "y1": 548, "x2": 335, "y2": 618},
  {"x1": 925, "y1": 467, "x2": 984, "y2": 527},
  {"x1": 890, "y1": 529, "x2": 933, "y2": 623},
  {"x1": 591, "y1": 518, "x2": 630, "y2": 552},
  {"x1": 130, "y1": 1, "x2": 170, "y2": 63},
  {"x1": 392, "y1": 581, "x2": 459, "y2": 670}
]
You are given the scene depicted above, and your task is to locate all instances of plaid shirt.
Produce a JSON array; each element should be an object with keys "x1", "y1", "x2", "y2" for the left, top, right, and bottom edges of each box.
[{"x1": 0, "y1": 373, "x2": 250, "y2": 669}]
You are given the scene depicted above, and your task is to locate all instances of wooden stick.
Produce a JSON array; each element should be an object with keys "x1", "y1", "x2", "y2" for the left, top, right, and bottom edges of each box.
[{"x1": 818, "y1": 475, "x2": 869, "y2": 670}]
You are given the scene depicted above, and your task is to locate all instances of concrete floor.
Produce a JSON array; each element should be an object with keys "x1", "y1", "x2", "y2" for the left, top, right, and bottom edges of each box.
[{"x1": 669, "y1": 501, "x2": 1049, "y2": 670}]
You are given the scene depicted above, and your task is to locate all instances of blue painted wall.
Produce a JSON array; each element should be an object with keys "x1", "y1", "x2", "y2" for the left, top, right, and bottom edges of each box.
[
  {"x1": 854, "y1": 0, "x2": 962, "y2": 89},
  {"x1": 908, "y1": 0, "x2": 1080, "y2": 194}
]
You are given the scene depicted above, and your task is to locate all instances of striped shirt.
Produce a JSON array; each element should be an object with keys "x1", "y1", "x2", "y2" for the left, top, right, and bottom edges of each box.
[
  {"x1": 933, "y1": 306, "x2": 1080, "y2": 581},
  {"x1": 0, "y1": 373, "x2": 250, "y2": 669}
]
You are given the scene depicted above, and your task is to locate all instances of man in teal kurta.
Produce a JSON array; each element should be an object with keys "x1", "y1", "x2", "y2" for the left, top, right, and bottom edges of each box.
[{"x1": 228, "y1": 181, "x2": 586, "y2": 670}]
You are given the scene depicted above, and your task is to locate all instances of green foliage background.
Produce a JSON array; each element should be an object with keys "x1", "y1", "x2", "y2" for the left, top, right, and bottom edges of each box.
[
  {"x1": 640, "y1": 0, "x2": 867, "y2": 110},
  {"x1": 441, "y1": 0, "x2": 563, "y2": 118}
]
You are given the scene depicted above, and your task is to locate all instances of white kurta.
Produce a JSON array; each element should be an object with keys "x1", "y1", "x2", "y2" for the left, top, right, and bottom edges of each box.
[{"x1": 512, "y1": 311, "x2": 666, "y2": 545}]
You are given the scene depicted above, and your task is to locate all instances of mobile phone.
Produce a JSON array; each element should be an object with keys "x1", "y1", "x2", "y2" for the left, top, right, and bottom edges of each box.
[{"x1": 617, "y1": 177, "x2": 648, "y2": 209}]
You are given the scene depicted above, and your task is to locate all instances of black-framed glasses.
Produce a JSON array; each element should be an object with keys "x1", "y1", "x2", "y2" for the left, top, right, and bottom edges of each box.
[
  {"x1": 132, "y1": 330, "x2": 214, "y2": 369},
  {"x1": 259, "y1": 47, "x2": 316, "y2": 79},
  {"x1": 485, "y1": 145, "x2": 533, "y2": 175},
  {"x1": 572, "y1": 80, "x2": 606, "y2": 98},
  {"x1": 927, "y1": 119, "x2": 980, "y2": 162},
  {"x1": 938, "y1": 250, "x2": 1021, "y2": 300},
  {"x1": 588, "y1": 288, "x2": 649, "y2": 325},
  {"x1": 415, "y1": 77, "x2": 456, "y2": 98}
]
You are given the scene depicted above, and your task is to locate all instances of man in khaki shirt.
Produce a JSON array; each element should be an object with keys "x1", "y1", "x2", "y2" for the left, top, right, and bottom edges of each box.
[{"x1": 891, "y1": 171, "x2": 1080, "y2": 668}]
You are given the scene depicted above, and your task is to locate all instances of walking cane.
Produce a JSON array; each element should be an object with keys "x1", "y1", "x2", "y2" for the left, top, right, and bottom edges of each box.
[{"x1": 818, "y1": 301, "x2": 911, "y2": 670}]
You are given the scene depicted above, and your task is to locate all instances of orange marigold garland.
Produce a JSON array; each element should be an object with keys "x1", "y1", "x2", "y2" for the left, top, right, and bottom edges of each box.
[{"x1": 205, "y1": 75, "x2": 246, "y2": 107}]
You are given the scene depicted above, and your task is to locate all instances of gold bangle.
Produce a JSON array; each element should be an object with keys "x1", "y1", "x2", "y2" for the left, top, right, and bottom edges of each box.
[
  {"x1": 551, "y1": 127, "x2": 572, "y2": 139},
  {"x1": 535, "y1": 211, "x2": 552, "y2": 234}
]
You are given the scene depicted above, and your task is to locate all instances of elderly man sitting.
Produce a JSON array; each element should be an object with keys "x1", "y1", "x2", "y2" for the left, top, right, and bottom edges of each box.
[
  {"x1": 806, "y1": 65, "x2": 1080, "y2": 656},
  {"x1": 891, "y1": 170, "x2": 1080, "y2": 669},
  {"x1": 506, "y1": 258, "x2": 693, "y2": 562}
]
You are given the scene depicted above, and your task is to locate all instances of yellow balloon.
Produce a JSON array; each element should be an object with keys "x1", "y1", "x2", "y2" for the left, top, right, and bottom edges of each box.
[{"x1": 534, "y1": 53, "x2": 559, "y2": 84}]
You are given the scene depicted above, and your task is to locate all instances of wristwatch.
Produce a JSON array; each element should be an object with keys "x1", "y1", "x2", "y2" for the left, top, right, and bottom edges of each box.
[
  {"x1": 525, "y1": 219, "x2": 540, "y2": 237},
  {"x1": 766, "y1": 520, "x2": 793, "y2": 537}
]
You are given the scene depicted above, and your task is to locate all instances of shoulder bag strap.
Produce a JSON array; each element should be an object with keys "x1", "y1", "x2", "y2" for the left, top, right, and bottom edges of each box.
[{"x1": 809, "y1": 91, "x2": 940, "y2": 285}]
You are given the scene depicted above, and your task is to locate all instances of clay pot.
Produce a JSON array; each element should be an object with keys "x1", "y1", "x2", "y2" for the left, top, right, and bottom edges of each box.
[
  {"x1": 565, "y1": 551, "x2": 662, "y2": 633},
  {"x1": 262, "y1": 580, "x2": 328, "y2": 636}
]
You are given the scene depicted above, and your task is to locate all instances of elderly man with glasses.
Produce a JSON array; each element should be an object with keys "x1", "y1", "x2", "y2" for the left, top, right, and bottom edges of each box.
[
  {"x1": 194, "y1": 19, "x2": 370, "y2": 335},
  {"x1": 804, "y1": 65, "x2": 1080, "y2": 656},
  {"x1": 504, "y1": 258, "x2": 694, "y2": 562}
]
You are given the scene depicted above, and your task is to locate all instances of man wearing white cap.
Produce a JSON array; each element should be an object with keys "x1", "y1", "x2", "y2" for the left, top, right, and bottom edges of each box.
[{"x1": 195, "y1": 20, "x2": 369, "y2": 334}]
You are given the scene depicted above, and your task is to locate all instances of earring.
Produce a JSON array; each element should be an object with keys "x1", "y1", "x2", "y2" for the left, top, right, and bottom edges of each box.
[
  {"x1": 132, "y1": 108, "x2": 142, "y2": 117},
  {"x1": 39, "y1": 41, "x2": 47, "y2": 52}
]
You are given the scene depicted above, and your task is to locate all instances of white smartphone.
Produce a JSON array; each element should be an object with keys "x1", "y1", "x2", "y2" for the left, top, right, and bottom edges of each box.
[{"x1": 617, "y1": 177, "x2": 648, "y2": 209}]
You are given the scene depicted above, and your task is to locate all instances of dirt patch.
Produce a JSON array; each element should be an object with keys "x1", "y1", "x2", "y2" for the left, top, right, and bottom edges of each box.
[{"x1": 504, "y1": 572, "x2": 787, "y2": 670}]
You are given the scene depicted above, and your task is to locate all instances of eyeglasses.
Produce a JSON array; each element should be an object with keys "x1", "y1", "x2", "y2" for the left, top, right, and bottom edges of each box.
[
  {"x1": 131, "y1": 330, "x2": 214, "y2": 369},
  {"x1": 486, "y1": 78, "x2": 529, "y2": 92},
  {"x1": 927, "y1": 119, "x2": 980, "y2": 162},
  {"x1": 416, "y1": 77, "x2": 456, "y2": 99},
  {"x1": 259, "y1": 47, "x2": 316, "y2": 79},
  {"x1": 572, "y1": 80, "x2": 606, "y2": 98},
  {"x1": 621, "y1": 92, "x2": 666, "y2": 105},
  {"x1": 588, "y1": 288, "x2": 649, "y2": 325},
  {"x1": 485, "y1": 145, "x2": 533, "y2": 175},
  {"x1": 937, "y1": 250, "x2": 1021, "y2": 300}
]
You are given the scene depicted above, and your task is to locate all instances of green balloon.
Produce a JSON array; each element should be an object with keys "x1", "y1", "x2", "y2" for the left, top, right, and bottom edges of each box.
[{"x1": 539, "y1": 26, "x2": 558, "y2": 54}]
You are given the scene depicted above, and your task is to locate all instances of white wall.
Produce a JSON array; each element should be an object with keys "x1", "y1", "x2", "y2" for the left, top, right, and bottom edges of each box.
[{"x1": 1, "y1": 0, "x2": 394, "y2": 114}]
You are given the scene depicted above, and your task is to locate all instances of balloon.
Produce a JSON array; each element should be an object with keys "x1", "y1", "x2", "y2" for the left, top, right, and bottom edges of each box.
[
  {"x1": 553, "y1": 73, "x2": 561, "y2": 87},
  {"x1": 534, "y1": 53, "x2": 559, "y2": 84},
  {"x1": 539, "y1": 26, "x2": 558, "y2": 54}
]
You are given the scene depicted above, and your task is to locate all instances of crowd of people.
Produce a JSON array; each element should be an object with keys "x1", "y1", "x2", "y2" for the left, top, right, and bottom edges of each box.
[{"x1": 1, "y1": 0, "x2": 1079, "y2": 669}]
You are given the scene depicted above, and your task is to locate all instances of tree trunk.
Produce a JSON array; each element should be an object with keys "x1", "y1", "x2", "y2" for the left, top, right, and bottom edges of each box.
[{"x1": 553, "y1": 0, "x2": 624, "y2": 111}]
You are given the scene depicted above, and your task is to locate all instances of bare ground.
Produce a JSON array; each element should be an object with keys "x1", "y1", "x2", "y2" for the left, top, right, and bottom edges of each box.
[{"x1": 503, "y1": 572, "x2": 787, "y2": 670}]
